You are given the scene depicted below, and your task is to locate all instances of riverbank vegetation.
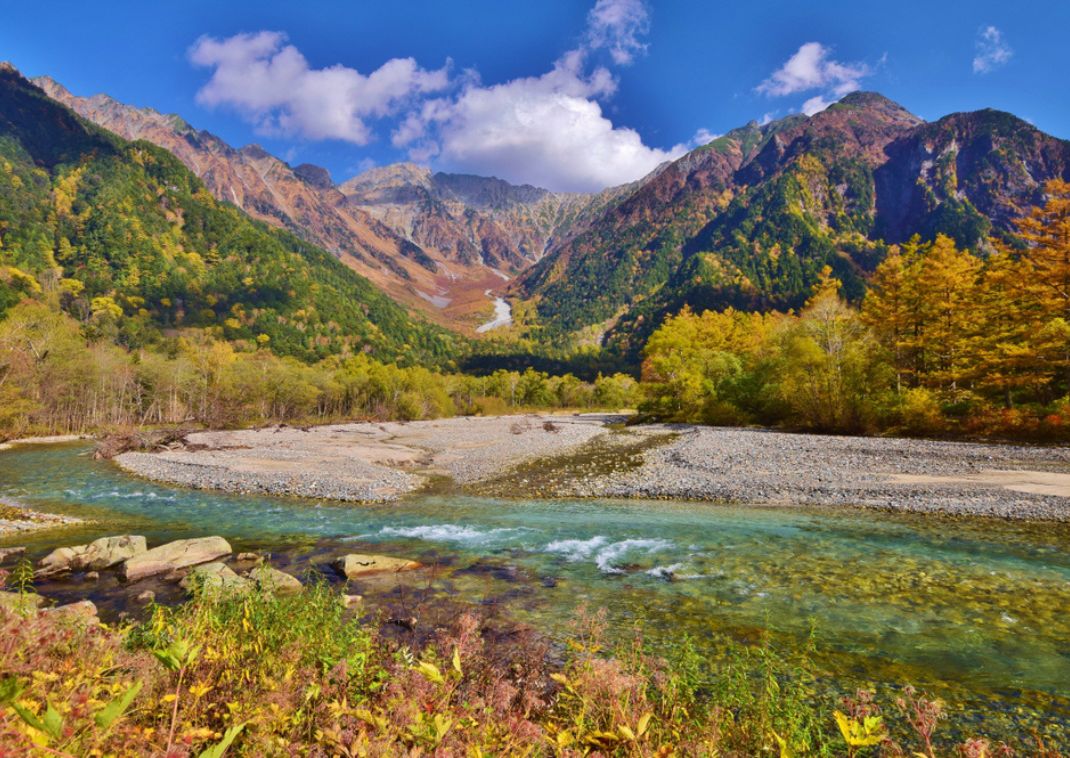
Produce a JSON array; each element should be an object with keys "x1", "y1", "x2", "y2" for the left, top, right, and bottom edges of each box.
[
  {"x1": 0, "y1": 301, "x2": 639, "y2": 438},
  {"x1": 1, "y1": 574, "x2": 1059, "y2": 756},
  {"x1": 641, "y1": 181, "x2": 1070, "y2": 440}
]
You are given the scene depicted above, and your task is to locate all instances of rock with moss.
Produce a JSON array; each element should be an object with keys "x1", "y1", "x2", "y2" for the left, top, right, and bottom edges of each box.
[
  {"x1": 179, "y1": 562, "x2": 250, "y2": 594},
  {"x1": 251, "y1": 565, "x2": 302, "y2": 595},
  {"x1": 0, "y1": 591, "x2": 44, "y2": 615},
  {"x1": 40, "y1": 600, "x2": 98, "y2": 623}
]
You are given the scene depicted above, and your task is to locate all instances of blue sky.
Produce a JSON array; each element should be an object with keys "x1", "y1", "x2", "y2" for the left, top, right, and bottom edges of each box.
[{"x1": 2, "y1": 1, "x2": 1067, "y2": 192}]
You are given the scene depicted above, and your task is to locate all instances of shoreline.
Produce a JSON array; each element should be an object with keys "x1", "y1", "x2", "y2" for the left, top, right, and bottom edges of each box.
[
  {"x1": 0, "y1": 433, "x2": 90, "y2": 451},
  {"x1": 0, "y1": 498, "x2": 83, "y2": 538},
  {"x1": 110, "y1": 414, "x2": 1070, "y2": 521}
]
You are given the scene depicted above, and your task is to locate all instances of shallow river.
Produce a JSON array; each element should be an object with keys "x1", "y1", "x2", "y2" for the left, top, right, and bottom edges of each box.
[{"x1": 2, "y1": 443, "x2": 1069, "y2": 739}]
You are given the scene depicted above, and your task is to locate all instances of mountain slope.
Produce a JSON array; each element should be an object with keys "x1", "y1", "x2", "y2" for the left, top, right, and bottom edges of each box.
[
  {"x1": 339, "y1": 163, "x2": 625, "y2": 273},
  {"x1": 0, "y1": 64, "x2": 460, "y2": 365},
  {"x1": 513, "y1": 92, "x2": 1070, "y2": 358},
  {"x1": 35, "y1": 76, "x2": 623, "y2": 333}
]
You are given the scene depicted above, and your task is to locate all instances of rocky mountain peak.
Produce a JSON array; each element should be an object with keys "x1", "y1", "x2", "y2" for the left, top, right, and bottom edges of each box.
[{"x1": 293, "y1": 163, "x2": 334, "y2": 189}]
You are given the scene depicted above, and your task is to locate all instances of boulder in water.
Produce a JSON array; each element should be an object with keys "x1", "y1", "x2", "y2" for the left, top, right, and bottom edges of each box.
[
  {"x1": 41, "y1": 600, "x2": 98, "y2": 624},
  {"x1": 251, "y1": 565, "x2": 302, "y2": 595},
  {"x1": 38, "y1": 535, "x2": 147, "y2": 576},
  {"x1": 336, "y1": 553, "x2": 421, "y2": 580},
  {"x1": 122, "y1": 536, "x2": 232, "y2": 582},
  {"x1": 180, "y1": 561, "x2": 250, "y2": 594}
]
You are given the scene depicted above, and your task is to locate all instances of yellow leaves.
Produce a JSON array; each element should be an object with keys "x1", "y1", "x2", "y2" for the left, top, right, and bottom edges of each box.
[
  {"x1": 452, "y1": 646, "x2": 463, "y2": 677},
  {"x1": 1, "y1": 265, "x2": 42, "y2": 294},
  {"x1": 182, "y1": 725, "x2": 216, "y2": 741},
  {"x1": 189, "y1": 681, "x2": 214, "y2": 699},
  {"x1": 773, "y1": 730, "x2": 794, "y2": 758},
  {"x1": 90, "y1": 295, "x2": 124, "y2": 322},
  {"x1": 412, "y1": 660, "x2": 445, "y2": 685},
  {"x1": 833, "y1": 709, "x2": 887, "y2": 748}
]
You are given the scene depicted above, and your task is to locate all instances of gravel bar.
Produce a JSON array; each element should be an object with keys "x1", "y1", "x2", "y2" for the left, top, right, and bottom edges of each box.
[{"x1": 114, "y1": 416, "x2": 1070, "y2": 520}]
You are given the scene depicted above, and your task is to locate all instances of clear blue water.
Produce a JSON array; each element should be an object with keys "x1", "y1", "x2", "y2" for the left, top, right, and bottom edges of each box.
[{"x1": 3, "y1": 442, "x2": 1070, "y2": 735}]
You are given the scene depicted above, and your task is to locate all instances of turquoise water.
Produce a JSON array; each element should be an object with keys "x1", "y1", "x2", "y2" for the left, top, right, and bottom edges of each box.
[{"x1": 3, "y1": 442, "x2": 1070, "y2": 735}]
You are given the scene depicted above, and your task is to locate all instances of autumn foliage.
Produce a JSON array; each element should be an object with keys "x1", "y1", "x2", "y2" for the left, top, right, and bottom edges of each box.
[{"x1": 642, "y1": 181, "x2": 1070, "y2": 439}]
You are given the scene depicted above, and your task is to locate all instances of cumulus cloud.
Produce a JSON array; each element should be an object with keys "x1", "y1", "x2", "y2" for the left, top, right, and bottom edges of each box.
[
  {"x1": 394, "y1": 54, "x2": 684, "y2": 192},
  {"x1": 757, "y1": 42, "x2": 871, "y2": 116},
  {"x1": 801, "y1": 94, "x2": 832, "y2": 116},
  {"x1": 391, "y1": 0, "x2": 684, "y2": 192},
  {"x1": 190, "y1": 0, "x2": 684, "y2": 192},
  {"x1": 586, "y1": 0, "x2": 650, "y2": 65},
  {"x1": 188, "y1": 31, "x2": 449, "y2": 143},
  {"x1": 689, "y1": 127, "x2": 720, "y2": 147},
  {"x1": 973, "y1": 25, "x2": 1012, "y2": 74}
]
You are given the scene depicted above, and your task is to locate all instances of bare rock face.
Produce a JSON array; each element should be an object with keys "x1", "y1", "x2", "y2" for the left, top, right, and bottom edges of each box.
[
  {"x1": 122, "y1": 536, "x2": 232, "y2": 582},
  {"x1": 38, "y1": 535, "x2": 147, "y2": 576},
  {"x1": 336, "y1": 553, "x2": 421, "y2": 580}
]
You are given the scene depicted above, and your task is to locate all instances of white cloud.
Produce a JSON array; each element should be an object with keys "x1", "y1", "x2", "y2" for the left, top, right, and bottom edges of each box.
[
  {"x1": 586, "y1": 0, "x2": 650, "y2": 65},
  {"x1": 396, "y1": 55, "x2": 685, "y2": 192},
  {"x1": 973, "y1": 25, "x2": 1012, "y2": 74},
  {"x1": 188, "y1": 31, "x2": 449, "y2": 144},
  {"x1": 391, "y1": 0, "x2": 683, "y2": 192},
  {"x1": 689, "y1": 127, "x2": 720, "y2": 147},
  {"x1": 190, "y1": 1, "x2": 684, "y2": 192},
  {"x1": 757, "y1": 42, "x2": 872, "y2": 117},
  {"x1": 801, "y1": 94, "x2": 832, "y2": 116}
]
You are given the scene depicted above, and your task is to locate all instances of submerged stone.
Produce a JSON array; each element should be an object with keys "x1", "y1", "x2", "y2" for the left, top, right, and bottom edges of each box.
[{"x1": 336, "y1": 553, "x2": 421, "y2": 580}]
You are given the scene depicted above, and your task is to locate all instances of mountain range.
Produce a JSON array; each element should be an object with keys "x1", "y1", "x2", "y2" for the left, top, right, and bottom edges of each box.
[
  {"x1": 36, "y1": 76, "x2": 625, "y2": 333},
  {"x1": 10, "y1": 67, "x2": 1070, "y2": 366},
  {"x1": 0, "y1": 64, "x2": 458, "y2": 365}
]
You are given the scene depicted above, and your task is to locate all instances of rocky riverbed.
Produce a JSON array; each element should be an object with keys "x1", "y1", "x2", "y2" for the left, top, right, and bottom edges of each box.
[
  {"x1": 112, "y1": 415, "x2": 1070, "y2": 520},
  {"x1": 0, "y1": 497, "x2": 82, "y2": 537}
]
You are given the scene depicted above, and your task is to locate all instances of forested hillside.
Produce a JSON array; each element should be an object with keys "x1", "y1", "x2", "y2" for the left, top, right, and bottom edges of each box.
[
  {"x1": 513, "y1": 93, "x2": 1070, "y2": 360},
  {"x1": 0, "y1": 64, "x2": 459, "y2": 365}
]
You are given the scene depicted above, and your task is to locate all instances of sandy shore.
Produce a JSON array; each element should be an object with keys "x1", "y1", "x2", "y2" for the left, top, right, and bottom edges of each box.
[{"x1": 113, "y1": 415, "x2": 1070, "y2": 520}]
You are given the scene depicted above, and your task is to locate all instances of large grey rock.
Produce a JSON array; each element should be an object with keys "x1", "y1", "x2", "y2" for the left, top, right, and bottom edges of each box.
[
  {"x1": 180, "y1": 562, "x2": 250, "y2": 594},
  {"x1": 251, "y1": 566, "x2": 302, "y2": 595},
  {"x1": 38, "y1": 535, "x2": 147, "y2": 575},
  {"x1": 336, "y1": 553, "x2": 421, "y2": 580},
  {"x1": 122, "y1": 536, "x2": 232, "y2": 582}
]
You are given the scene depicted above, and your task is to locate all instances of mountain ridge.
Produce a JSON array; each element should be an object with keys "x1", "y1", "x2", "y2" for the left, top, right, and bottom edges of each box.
[
  {"x1": 32, "y1": 74, "x2": 571, "y2": 332},
  {"x1": 22, "y1": 71, "x2": 1070, "y2": 364},
  {"x1": 0, "y1": 65, "x2": 459, "y2": 364},
  {"x1": 510, "y1": 90, "x2": 1070, "y2": 358}
]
